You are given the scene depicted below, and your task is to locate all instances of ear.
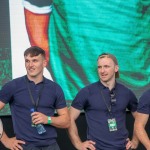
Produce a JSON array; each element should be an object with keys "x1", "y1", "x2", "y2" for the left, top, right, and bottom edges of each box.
[
  {"x1": 43, "y1": 59, "x2": 47, "y2": 67},
  {"x1": 115, "y1": 65, "x2": 119, "y2": 73}
]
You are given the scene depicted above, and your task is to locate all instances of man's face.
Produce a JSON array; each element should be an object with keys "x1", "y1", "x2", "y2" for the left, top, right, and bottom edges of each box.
[
  {"x1": 25, "y1": 54, "x2": 47, "y2": 78},
  {"x1": 97, "y1": 57, "x2": 119, "y2": 83}
]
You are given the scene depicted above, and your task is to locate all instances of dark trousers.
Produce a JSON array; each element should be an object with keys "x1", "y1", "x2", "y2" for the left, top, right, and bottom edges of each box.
[{"x1": 22, "y1": 142, "x2": 60, "y2": 150}]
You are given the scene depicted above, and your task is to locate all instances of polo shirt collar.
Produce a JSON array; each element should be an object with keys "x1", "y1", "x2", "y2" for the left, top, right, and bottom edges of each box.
[
  {"x1": 24, "y1": 75, "x2": 45, "y2": 84},
  {"x1": 98, "y1": 80, "x2": 118, "y2": 91}
]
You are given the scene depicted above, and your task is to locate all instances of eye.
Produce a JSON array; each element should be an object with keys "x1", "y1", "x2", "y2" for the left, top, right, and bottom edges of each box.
[
  {"x1": 33, "y1": 59, "x2": 38, "y2": 62},
  {"x1": 25, "y1": 59, "x2": 29, "y2": 63},
  {"x1": 104, "y1": 65, "x2": 109, "y2": 68}
]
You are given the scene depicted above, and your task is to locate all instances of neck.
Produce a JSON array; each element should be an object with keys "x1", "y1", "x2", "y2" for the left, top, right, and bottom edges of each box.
[
  {"x1": 27, "y1": 75, "x2": 43, "y2": 84},
  {"x1": 101, "y1": 80, "x2": 115, "y2": 90}
]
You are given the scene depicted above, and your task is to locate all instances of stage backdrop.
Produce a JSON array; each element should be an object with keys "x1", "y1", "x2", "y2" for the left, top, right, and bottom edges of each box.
[{"x1": 0, "y1": 0, "x2": 150, "y2": 115}]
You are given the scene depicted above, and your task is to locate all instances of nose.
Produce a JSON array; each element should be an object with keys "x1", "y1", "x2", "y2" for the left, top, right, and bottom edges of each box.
[
  {"x1": 28, "y1": 61, "x2": 33, "y2": 67},
  {"x1": 100, "y1": 67, "x2": 105, "y2": 73}
]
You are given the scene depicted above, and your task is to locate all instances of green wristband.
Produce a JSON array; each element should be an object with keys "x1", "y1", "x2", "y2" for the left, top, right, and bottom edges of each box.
[{"x1": 48, "y1": 116, "x2": 52, "y2": 125}]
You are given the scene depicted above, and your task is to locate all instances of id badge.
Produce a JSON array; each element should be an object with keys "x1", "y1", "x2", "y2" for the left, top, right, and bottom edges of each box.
[{"x1": 107, "y1": 118, "x2": 117, "y2": 132}]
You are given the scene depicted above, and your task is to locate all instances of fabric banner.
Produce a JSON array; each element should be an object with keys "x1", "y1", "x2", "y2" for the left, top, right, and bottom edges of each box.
[{"x1": 50, "y1": 0, "x2": 150, "y2": 101}]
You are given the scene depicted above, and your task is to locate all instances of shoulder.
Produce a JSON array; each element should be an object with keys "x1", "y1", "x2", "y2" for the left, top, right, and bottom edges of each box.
[
  {"x1": 78, "y1": 81, "x2": 100, "y2": 95},
  {"x1": 139, "y1": 89, "x2": 150, "y2": 101},
  {"x1": 0, "y1": 76, "x2": 26, "y2": 94},
  {"x1": 3, "y1": 76, "x2": 25, "y2": 87},
  {"x1": 116, "y1": 82, "x2": 133, "y2": 93},
  {"x1": 82, "y1": 81, "x2": 99, "y2": 89},
  {"x1": 116, "y1": 82, "x2": 137, "y2": 99},
  {"x1": 141, "y1": 89, "x2": 150, "y2": 96},
  {"x1": 116, "y1": 82, "x2": 128, "y2": 89},
  {"x1": 137, "y1": 89, "x2": 150, "y2": 113},
  {"x1": 44, "y1": 77, "x2": 63, "y2": 90}
]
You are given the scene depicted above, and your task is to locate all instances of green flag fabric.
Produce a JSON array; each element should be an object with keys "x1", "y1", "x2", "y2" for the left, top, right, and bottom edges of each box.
[{"x1": 49, "y1": 0, "x2": 150, "y2": 100}]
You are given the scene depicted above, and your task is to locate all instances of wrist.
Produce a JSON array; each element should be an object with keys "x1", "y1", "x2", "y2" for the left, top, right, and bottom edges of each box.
[
  {"x1": 75, "y1": 141, "x2": 83, "y2": 150},
  {"x1": 47, "y1": 116, "x2": 52, "y2": 125}
]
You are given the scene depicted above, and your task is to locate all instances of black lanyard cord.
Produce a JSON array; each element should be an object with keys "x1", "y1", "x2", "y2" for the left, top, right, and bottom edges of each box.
[
  {"x1": 26, "y1": 79, "x2": 44, "y2": 110},
  {"x1": 100, "y1": 90, "x2": 111, "y2": 113}
]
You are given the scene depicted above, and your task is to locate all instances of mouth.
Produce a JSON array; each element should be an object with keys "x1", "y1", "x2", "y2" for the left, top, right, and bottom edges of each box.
[
  {"x1": 28, "y1": 68, "x2": 35, "y2": 72},
  {"x1": 101, "y1": 74, "x2": 107, "y2": 77},
  {"x1": 28, "y1": 67, "x2": 35, "y2": 70}
]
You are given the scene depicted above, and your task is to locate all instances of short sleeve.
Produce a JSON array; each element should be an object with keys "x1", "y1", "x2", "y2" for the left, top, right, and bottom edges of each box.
[
  {"x1": 55, "y1": 84, "x2": 67, "y2": 109},
  {"x1": 137, "y1": 91, "x2": 150, "y2": 114},
  {"x1": 71, "y1": 88, "x2": 89, "y2": 110},
  {"x1": 127, "y1": 89, "x2": 138, "y2": 112},
  {"x1": 0, "y1": 81, "x2": 16, "y2": 104}
]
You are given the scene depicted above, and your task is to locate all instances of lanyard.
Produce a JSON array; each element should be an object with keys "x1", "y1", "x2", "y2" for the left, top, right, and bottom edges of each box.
[
  {"x1": 100, "y1": 90, "x2": 112, "y2": 114},
  {"x1": 26, "y1": 78, "x2": 44, "y2": 110}
]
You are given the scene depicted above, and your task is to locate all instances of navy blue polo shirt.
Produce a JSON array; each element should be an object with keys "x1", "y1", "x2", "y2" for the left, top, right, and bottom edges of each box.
[
  {"x1": 137, "y1": 89, "x2": 150, "y2": 114},
  {"x1": 0, "y1": 75, "x2": 66, "y2": 146},
  {"x1": 72, "y1": 81, "x2": 137, "y2": 150}
]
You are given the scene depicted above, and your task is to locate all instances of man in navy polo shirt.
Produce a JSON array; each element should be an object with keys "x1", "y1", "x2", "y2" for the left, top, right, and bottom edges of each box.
[
  {"x1": 0, "y1": 46, "x2": 70, "y2": 150},
  {"x1": 134, "y1": 91, "x2": 150, "y2": 149},
  {"x1": 68, "y1": 53, "x2": 139, "y2": 150}
]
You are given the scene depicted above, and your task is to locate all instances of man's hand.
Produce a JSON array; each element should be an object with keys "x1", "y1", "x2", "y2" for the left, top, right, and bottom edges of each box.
[
  {"x1": 77, "y1": 140, "x2": 96, "y2": 150},
  {"x1": 31, "y1": 111, "x2": 47, "y2": 125},
  {"x1": 2, "y1": 136, "x2": 25, "y2": 150},
  {"x1": 126, "y1": 138, "x2": 138, "y2": 150}
]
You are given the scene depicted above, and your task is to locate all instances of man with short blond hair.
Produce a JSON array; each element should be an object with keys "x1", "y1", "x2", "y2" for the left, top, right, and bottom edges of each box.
[{"x1": 68, "y1": 53, "x2": 139, "y2": 150}]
